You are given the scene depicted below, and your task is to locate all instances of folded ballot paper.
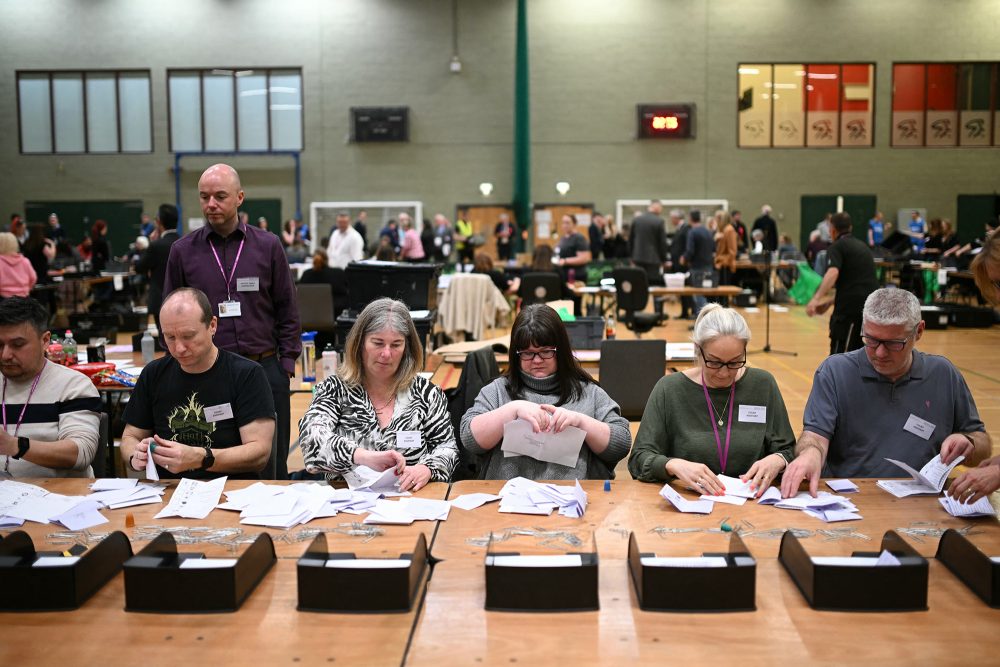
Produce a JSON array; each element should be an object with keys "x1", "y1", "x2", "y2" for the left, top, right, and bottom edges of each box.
[
  {"x1": 939, "y1": 494, "x2": 997, "y2": 518},
  {"x1": 659, "y1": 483, "x2": 713, "y2": 514},
  {"x1": 155, "y1": 476, "x2": 227, "y2": 520},
  {"x1": 343, "y1": 465, "x2": 410, "y2": 497},
  {"x1": 217, "y1": 482, "x2": 381, "y2": 527},
  {"x1": 757, "y1": 486, "x2": 861, "y2": 522},
  {"x1": 496, "y1": 477, "x2": 588, "y2": 518},
  {"x1": 698, "y1": 474, "x2": 756, "y2": 506},
  {"x1": 500, "y1": 419, "x2": 586, "y2": 468},
  {"x1": 876, "y1": 453, "x2": 964, "y2": 498}
]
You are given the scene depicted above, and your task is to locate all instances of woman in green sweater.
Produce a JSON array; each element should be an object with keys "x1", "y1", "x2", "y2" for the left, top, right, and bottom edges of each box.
[{"x1": 628, "y1": 304, "x2": 794, "y2": 497}]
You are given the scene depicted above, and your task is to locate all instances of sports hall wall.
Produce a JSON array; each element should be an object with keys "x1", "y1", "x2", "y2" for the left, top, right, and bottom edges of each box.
[{"x1": 0, "y1": 0, "x2": 997, "y2": 240}]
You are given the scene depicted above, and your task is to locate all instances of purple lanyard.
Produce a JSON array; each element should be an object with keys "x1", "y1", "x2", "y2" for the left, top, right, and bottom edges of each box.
[
  {"x1": 209, "y1": 235, "x2": 246, "y2": 299},
  {"x1": 2, "y1": 362, "x2": 46, "y2": 437},
  {"x1": 701, "y1": 372, "x2": 735, "y2": 473}
]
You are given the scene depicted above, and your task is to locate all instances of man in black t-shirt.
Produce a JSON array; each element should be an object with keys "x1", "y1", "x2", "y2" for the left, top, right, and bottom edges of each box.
[
  {"x1": 120, "y1": 288, "x2": 276, "y2": 480},
  {"x1": 806, "y1": 213, "x2": 879, "y2": 355}
]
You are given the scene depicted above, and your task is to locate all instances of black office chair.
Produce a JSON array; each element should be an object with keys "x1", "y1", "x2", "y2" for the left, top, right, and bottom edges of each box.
[
  {"x1": 612, "y1": 267, "x2": 666, "y2": 337},
  {"x1": 518, "y1": 272, "x2": 563, "y2": 307},
  {"x1": 93, "y1": 412, "x2": 109, "y2": 478},
  {"x1": 599, "y1": 339, "x2": 665, "y2": 420},
  {"x1": 296, "y1": 283, "x2": 337, "y2": 352}
]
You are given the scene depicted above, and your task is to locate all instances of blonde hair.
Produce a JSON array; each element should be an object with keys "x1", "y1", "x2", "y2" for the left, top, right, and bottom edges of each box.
[
  {"x1": 0, "y1": 232, "x2": 19, "y2": 255},
  {"x1": 971, "y1": 231, "x2": 1000, "y2": 306},
  {"x1": 691, "y1": 303, "x2": 752, "y2": 347},
  {"x1": 715, "y1": 210, "x2": 732, "y2": 231},
  {"x1": 338, "y1": 297, "x2": 423, "y2": 394}
]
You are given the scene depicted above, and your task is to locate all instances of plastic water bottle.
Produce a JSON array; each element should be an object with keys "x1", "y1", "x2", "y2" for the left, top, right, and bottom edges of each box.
[
  {"x1": 63, "y1": 330, "x2": 78, "y2": 365},
  {"x1": 605, "y1": 313, "x2": 616, "y2": 340},
  {"x1": 301, "y1": 331, "x2": 317, "y2": 382},
  {"x1": 141, "y1": 327, "x2": 155, "y2": 364},
  {"x1": 47, "y1": 342, "x2": 65, "y2": 365},
  {"x1": 320, "y1": 344, "x2": 338, "y2": 381}
]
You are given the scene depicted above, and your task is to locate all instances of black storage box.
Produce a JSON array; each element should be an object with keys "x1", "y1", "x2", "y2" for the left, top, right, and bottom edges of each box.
[
  {"x1": 345, "y1": 261, "x2": 442, "y2": 314},
  {"x1": 564, "y1": 317, "x2": 604, "y2": 350}
]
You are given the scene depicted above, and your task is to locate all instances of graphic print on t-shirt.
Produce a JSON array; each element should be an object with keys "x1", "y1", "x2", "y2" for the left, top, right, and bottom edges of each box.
[{"x1": 167, "y1": 392, "x2": 217, "y2": 447}]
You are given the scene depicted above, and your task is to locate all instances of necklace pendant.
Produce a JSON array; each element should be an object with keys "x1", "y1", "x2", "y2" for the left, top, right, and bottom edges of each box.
[{"x1": 718, "y1": 418, "x2": 724, "y2": 427}]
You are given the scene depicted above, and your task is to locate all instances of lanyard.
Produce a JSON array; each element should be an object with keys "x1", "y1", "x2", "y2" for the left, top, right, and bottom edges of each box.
[
  {"x1": 701, "y1": 372, "x2": 735, "y2": 473},
  {"x1": 209, "y1": 234, "x2": 246, "y2": 300},
  {"x1": 2, "y1": 361, "x2": 46, "y2": 436}
]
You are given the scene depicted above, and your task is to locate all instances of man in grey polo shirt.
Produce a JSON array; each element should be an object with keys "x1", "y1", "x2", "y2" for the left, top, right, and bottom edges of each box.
[{"x1": 781, "y1": 287, "x2": 990, "y2": 497}]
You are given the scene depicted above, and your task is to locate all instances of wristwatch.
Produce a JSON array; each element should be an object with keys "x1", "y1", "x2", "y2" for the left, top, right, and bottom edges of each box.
[
  {"x1": 199, "y1": 446, "x2": 215, "y2": 471},
  {"x1": 12, "y1": 437, "x2": 30, "y2": 459}
]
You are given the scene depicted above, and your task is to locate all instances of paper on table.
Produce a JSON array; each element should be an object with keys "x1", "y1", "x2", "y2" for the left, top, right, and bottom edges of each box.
[
  {"x1": 179, "y1": 558, "x2": 239, "y2": 569},
  {"x1": 52, "y1": 500, "x2": 108, "y2": 531},
  {"x1": 699, "y1": 494, "x2": 747, "y2": 506},
  {"x1": 880, "y1": 454, "x2": 964, "y2": 496},
  {"x1": 938, "y1": 495, "x2": 996, "y2": 518},
  {"x1": 325, "y1": 559, "x2": 411, "y2": 569},
  {"x1": 343, "y1": 465, "x2": 405, "y2": 495},
  {"x1": 398, "y1": 497, "x2": 451, "y2": 521},
  {"x1": 659, "y1": 483, "x2": 713, "y2": 514},
  {"x1": 639, "y1": 556, "x2": 728, "y2": 568},
  {"x1": 0, "y1": 516, "x2": 25, "y2": 527},
  {"x1": 500, "y1": 419, "x2": 586, "y2": 468},
  {"x1": 449, "y1": 493, "x2": 502, "y2": 510},
  {"x1": 826, "y1": 479, "x2": 859, "y2": 493},
  {"x1": 90, "y1": 479, "x2": 137, "y2": 491},
  {"x1": 757, "y1": 486, "x2": 782, "y2": 504},
  {"x1": 33, "y1": 556, "x2": 81, "y2": 567},
  {"x1": 487, "y1": 555, "x2": 583, "y2": 567},
  {"x1": 362, "y1": 499, "x2": 416, "y2": 525},
  {"x1": 154, "y1": 477, "x2": 227, "y2": 520}
]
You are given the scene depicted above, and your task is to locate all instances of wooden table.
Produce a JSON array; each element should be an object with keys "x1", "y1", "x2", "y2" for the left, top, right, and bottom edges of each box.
[
  {"x1": 3, "y1": 477, "x2": 999, "y2": 666},
  {"x1": 435, "y1": 480, "x2": 1000, "y2": 560},
  {"x1": 6, "y1": 478, "x2": 448, "y2": 560}
]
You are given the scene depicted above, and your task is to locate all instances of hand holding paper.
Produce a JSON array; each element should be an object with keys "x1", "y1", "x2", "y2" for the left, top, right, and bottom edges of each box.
[{"x1": 500, "y1": 419, "x2": 586, "y2": 468}]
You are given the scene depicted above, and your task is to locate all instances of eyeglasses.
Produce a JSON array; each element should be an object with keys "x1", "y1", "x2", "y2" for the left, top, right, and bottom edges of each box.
[
  {"x1": 517, "y1": 348, "x2": 557, "y2": 361},
  {"x1": 859, "y1": 331, "x2": 913, "y2": 352},
  {"x1": 698, "y1": 347, "x2": 747, "y2": 370}
]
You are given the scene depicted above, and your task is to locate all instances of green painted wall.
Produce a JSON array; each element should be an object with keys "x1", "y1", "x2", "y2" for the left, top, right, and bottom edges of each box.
[{"x1": 0, "y1": 0, "x2": 998, "y2": 245}]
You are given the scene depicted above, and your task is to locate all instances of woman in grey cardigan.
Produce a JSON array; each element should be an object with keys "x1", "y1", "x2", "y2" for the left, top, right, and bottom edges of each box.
[{"x1": 461, "y1": 304, "x2": 631, "y2": 480}]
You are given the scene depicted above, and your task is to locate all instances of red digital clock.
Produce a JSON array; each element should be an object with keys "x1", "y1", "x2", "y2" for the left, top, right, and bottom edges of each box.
[{"x1": 638, "y1": 104, "x2": 695, "y2": 139}]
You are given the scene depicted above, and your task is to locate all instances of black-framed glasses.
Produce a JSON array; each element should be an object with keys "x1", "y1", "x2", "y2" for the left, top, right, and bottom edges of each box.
[
  {"x1": 517, "y1": 348, "x2": 557, "y2": 361},
  {"x1": 698, "y1": 347, "x2": 747, "y2": 370},
  {"x1": 859, "y1": 331, "x2": 912, "y2": 352}
]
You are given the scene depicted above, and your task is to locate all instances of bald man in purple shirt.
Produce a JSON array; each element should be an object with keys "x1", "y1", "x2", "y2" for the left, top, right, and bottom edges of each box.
[{"x1": 164, "y1": 164, "x2": 300, "y2": 479}]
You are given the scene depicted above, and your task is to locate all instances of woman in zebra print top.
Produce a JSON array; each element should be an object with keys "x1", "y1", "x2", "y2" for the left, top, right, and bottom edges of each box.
[{"x1": 299, "y1": 298, "x2": 457, "y2": 489}]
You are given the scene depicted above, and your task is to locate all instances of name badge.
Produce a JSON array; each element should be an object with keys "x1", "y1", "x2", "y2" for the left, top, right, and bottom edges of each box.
[
  {"x1": 396, "y1": 431, "x2": 422, "y2": 450},
  {"x1": 434, "y1": 237, "x2": 443, "y2": 247},
  {"x1": 204, "y1": 403, "x2": 235, "y2": 423},
  {"x1": 738, "y1": 405, "x2": 767, "y2": 423},
  {"x1": 903, "y1": 413, "x2": 935, "y2": 440},
  {"x1": 218, "y1": 300, "x2": 241, "y2": 318},
  {"x1": 702, "y1": 279, "x2": 713, "y2": 288},
  {"x1": 236, "y1": 277, "x2": 260, "y2": 292}
]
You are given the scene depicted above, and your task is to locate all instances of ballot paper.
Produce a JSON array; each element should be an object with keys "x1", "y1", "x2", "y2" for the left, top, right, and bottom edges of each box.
[
  {"x1": 52, "y1": 500, "x2": 108, "y2": 531},
  {"x1": 500, "y1": 419, "x2": 586, "y2": 468},
  {"x1": 487, "y1": 555, "x2": 583, "y2": 567},
  {"x1": 699, "y1": 475, "x2": 755, "y2": 504},
  {"x1": 449, "y1": 493, "x2": 502, "y2": 511},
  {"x1": 876, "y1": 454, "x2": 964, "y2": 498},
  {"x1": 812, "y1": 551, "x2": 901, "y2": 567},
  {"x1": 146, "y1": 452, "x2": 159, "y2": 482},
  {"x1": 154, "y1": 476, "x2": 227, "y2": 520},
  {"x1": 363, "y1": 499, "x2": 416, "y2": 525},
  {"x1": 325, "y1": 559, "x2": 410, "y2": 569},
  {"x1": 0, "y1": 481, "x2": 86, "y2": 524},
  {"x1": 90, "y1": 478, "x2": 137, "y2": 492},
  {"x1": 33, "y1": 556, "x2": 81, "y2": 567},
  {"x1": 938, "y1": 494, "x2": 997, "y2": 518},
  {"x1": 397, "y1": 497, "x2": 451, "y2": 521},
  {"x1": 826, "y1": 479, "x2": 859, "y2": 493},
  {"x1": 496, "y1": 477, "x2": 588, "y2": 518},
  {"x1": 343, "y1": 465, "x2": 409, "y2": 496},
  {"x1": 179, "y1": 558, "x2": 239, "y2": 569},
  {"x1": 639, "y1": 556, "x2": 728, "y2": 568},
  {"x1": 699, "y1": 494, "x2": 747, "y2": 506},
  {"x1": 659, "y1": 483, "x2": 713, "y2": 514},
  {"x1": 760, "y1": 489, "x2": 862, "y2": 522},
  {"x1": 89, "y1": 483, "x2": 166, "y2": 510}
]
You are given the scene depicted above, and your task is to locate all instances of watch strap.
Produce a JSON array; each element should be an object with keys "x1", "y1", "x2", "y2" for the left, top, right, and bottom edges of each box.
[{"x1": 13, "y1": 436, "x2": 30, "y2": 459}]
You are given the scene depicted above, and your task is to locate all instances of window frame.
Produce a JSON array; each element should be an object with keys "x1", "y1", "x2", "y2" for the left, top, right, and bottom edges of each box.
[
  {"x1": 166, "y1": 67, "x2": 305, "y2": 153},
  {"x1": 15, "y1": 69, "x2": 153, "y2": 155}
]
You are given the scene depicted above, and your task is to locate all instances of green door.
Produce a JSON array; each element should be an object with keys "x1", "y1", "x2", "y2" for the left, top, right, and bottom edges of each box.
[
  {"x1": 800, "y1": 195, "x2": 877, "y2": 248},
  {"x1": 956, "y1": 194, "x2": 1000, "y2": 244},
  {"x1": 240, "y1": 199, "x2": 282, "y2": 233},
  {"x1": 800, "y1": 196, "x2": 838, "y2": 250},
  {"x1": 25, "y1": 200, "x2": 143, "y2": 258}
]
